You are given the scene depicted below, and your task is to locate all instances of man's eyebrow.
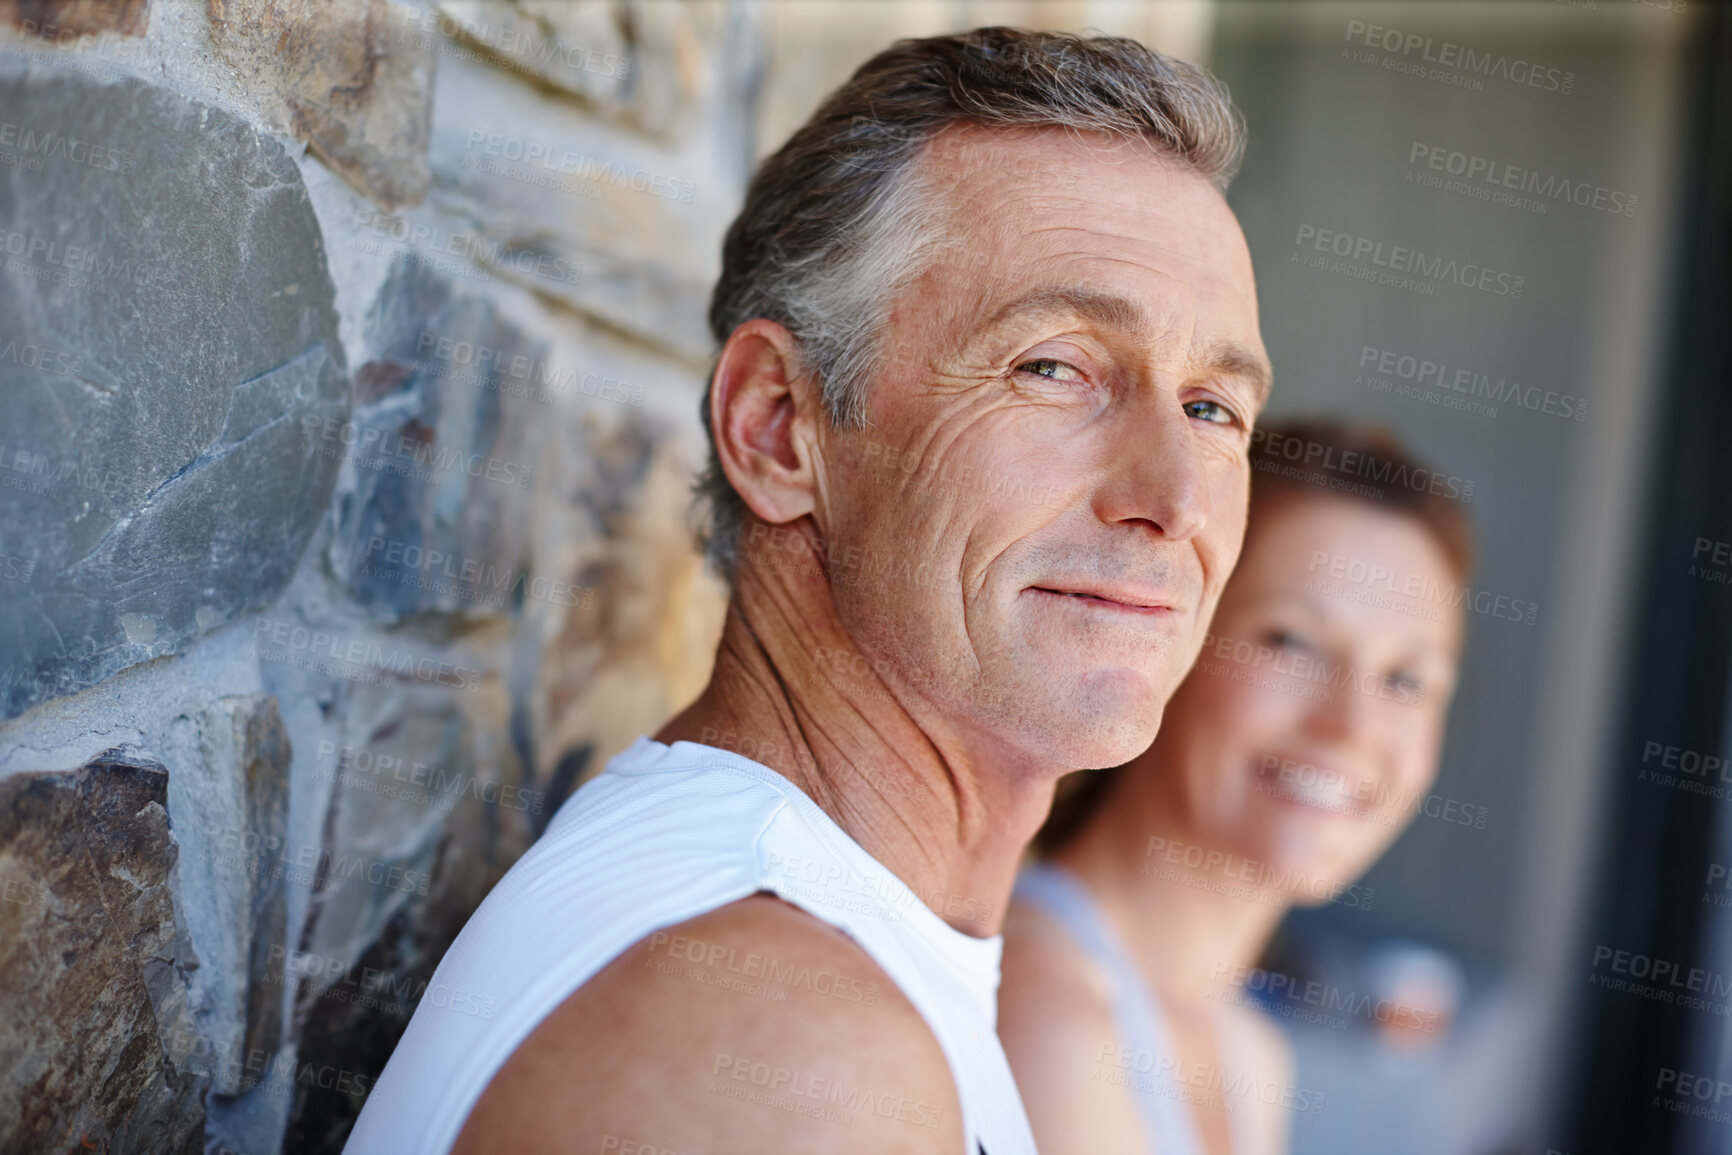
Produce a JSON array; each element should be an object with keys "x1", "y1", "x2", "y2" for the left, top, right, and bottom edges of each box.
[
  {"x1": 979, "y1": 285, "x2": 1274, "y2": 403},
  {"x1": 980, "y1": 286, "x2": 1153, "y2": 337},
  {"x1": 1192, "y1": 337, "x2": 1274, "y2": 405}
]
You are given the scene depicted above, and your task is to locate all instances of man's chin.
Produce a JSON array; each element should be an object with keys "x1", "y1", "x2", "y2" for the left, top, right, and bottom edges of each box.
[
  {"x1": 1013, "y1": 692, "x2": 1167, "y2": 772},
  {"x1": 953, "y1": 656, "x2": 1177, "y2": 770}
]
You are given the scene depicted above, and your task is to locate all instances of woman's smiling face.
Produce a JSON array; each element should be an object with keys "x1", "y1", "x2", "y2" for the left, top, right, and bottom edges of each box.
[{"x1": 1135, "y1": 491, "x2": 1465, "y2": 900}]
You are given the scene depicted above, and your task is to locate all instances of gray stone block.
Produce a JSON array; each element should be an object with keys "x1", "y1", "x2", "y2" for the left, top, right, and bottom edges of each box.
[
  {"x1": 325, "y1": 256, "x2": 545, "y2": 623},
  {"x1": 424, "y1": 1, "x2": 630, "y2": 108},
  {"x1": 283, "y1": 676, "x2": 532, "y2": 1153},
  {"x1": 161, "y1": 694, "x2": 291, "y2": 1098},
  {"x1": 416, "y1": 0, "x2": 764, "y2": 364},
  {"x1": 0, "y1": 63, "x2": 350, "y2": 721}
]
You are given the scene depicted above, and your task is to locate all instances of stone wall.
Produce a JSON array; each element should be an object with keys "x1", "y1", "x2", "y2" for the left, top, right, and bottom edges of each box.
[
  {"x1": 0, "y1": 1, "x2": 745, "y2": 1150},
  {"x1": 0, "y1": 2, "x2": 1216, "y2": 1151}
]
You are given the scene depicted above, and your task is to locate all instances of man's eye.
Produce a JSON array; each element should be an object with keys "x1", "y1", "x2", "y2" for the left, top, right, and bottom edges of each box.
[
  {"x1": 1014, "y1": 358, "x2": 1086, "y2": 384},
  {"x1": 1184, "y1": 399, "x2": 1239, "y2": 425},
  {"x1": 1266, "y1": 628, "x2": 1312, "y2": 652}
]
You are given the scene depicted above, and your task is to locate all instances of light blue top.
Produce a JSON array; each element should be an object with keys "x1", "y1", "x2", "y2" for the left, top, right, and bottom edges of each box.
[{"x1": 1014, "y1": 862, "x2": 1249, "y2": 1155}]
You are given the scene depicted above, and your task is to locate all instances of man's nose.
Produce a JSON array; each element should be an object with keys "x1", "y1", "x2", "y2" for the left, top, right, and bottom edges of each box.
[{"x1": 1094, "y1": 397, "x2": 1210, "y2": 541}]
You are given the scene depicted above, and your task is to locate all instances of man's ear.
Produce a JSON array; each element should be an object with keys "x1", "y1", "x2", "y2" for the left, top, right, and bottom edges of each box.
[{"x1": 710, "y1": 318, "x2": 821, "y2": 528}]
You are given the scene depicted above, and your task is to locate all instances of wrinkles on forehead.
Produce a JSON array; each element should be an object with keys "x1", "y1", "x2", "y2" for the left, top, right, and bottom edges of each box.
[{"x1": 874, "y1": 123, "x2": 1264, "y2": 393}]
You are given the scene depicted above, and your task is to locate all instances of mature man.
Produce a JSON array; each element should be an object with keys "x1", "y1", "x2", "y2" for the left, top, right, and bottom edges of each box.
[{"x1": 348, "y1": 26, "x2": 1270, "y2": 1155}]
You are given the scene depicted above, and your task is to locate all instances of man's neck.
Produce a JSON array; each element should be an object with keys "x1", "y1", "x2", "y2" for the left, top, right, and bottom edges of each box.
[{"x1": 657, "y1": 554, "x2": 1056, "y2": 937}]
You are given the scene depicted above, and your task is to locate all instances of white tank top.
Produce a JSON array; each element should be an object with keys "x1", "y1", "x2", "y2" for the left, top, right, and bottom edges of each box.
[{"x1": 344, "y1": 737, "x2": 1037, "y2": 1155}]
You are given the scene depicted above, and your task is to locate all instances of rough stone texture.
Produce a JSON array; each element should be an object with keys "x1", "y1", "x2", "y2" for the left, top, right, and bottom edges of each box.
[
  {"x1": 282, "y1": 683, "x2": 530, "y2": 1152},
  {"x1": 207, "y1": 0, "x2": 436, "y2": 208},
  {"x1": 435, "y1": 1, "x2": 727, "y2": 139},
  {"x1": 433, "y1": 0, "x2": 631, "y2": 108},
  {"x1": 0, "y1": 0, "x2": 150, "y2": 38},
  {"x1": 0, "y1": 0, "x2": 751, "y2": 1150},
  {"x1": 0, "y1": 753, "x2": 204, "y2": 1154},
  {"x1": 420, "y1": 0, "x2": 757, "y2": 361},
  {"x1": 292, "y1": 677, "x2": 523, "y2": 995},
  {"x1": 0, "y1": 63, "x2": 350, "y2": 722},
  {"x1": 326, "y1": 257, "x2": 547, "y2": 624},
  {"x1": 160, "y1": 695, "x2": 292, "y2": 1097}
]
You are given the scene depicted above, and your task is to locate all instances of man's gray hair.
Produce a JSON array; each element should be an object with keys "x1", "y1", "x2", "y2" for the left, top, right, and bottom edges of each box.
[{"x1": 697, "y1": 26, "x2": 1246, "y2": 579}]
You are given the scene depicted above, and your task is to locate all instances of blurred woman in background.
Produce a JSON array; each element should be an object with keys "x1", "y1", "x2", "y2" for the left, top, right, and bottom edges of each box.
[{"x1": 999, "y1": 420, "x2": 1475, "y2": 1155}]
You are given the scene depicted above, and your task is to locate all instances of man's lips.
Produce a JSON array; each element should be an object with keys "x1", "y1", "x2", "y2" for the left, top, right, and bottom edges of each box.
[{"x1": 1027, "y1": 585, "x2": 1178, "y2": 614}]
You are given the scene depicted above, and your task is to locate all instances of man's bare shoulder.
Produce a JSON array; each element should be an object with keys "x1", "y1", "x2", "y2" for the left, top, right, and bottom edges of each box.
[
  {"x1": 998, "y1": 901, "x2": 1147, "y2": 1154},
  {"x1": 452, "y1": 893, "x2": 962, "y2": 1155}
]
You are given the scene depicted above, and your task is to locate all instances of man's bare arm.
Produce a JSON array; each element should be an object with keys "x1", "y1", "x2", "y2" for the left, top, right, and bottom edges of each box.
[{"x1": 453, "y1": 894, "x2": 963, "y2": 1155}]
